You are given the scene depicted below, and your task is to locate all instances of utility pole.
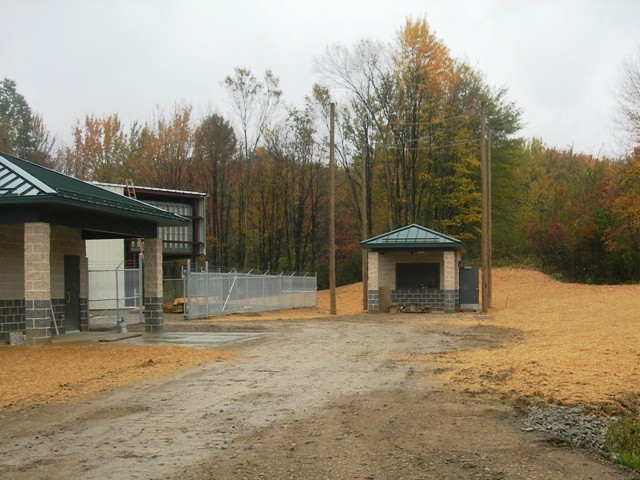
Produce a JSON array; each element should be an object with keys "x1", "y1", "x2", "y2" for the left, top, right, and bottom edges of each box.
[
  {"x1": 480, "y1": 104, "x2": 490, "y2": 313},
  {"x1": 487, "y1": 131, "x2": 493, "y2": 308},
  {"x1": 329, "y1": 103, "x2": 337, "y2": 315},
  {"x1": 361, "y1": 138, "x2": 368, "y2": 312}
]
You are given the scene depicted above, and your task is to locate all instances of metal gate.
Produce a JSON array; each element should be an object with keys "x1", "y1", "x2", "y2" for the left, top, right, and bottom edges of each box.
[{"x1": 459, "y1": 265, "x2": 479, "y2": 310}]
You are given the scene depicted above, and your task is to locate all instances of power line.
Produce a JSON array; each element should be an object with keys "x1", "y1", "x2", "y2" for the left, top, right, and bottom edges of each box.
[
  {"x1": 375, "y1": 123, "x2": 473, "y2": 138},
  {"x1": 380, "y1": 113, "x2": 473, "y2": 126},
  {"x1": 374, "y1": 139, "x2": 479, "y2": 150}
]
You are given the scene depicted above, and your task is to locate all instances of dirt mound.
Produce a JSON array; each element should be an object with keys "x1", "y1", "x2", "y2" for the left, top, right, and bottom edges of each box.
[{"x1": 316, "y1": 282, "x2": 365, "y2": 315}]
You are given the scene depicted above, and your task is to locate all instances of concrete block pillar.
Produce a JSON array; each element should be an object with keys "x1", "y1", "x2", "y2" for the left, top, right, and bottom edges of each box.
[
  {"x1": 143, "y1": 237, "x2": 163, "y2": 334},
  {"x1": 443, "y1": 250, "x2": 458, "y2": 313},
  {"x1": 443, "y1": 251, "x2": 456, "y2": 290},
  {"x1": 79, "y1": 254, "x2": 89, "y2": 331},
  {"x1": 24, "y1": 222, "x2": 52, "y2": 345},
  {"x1": 367, "y1": 252, "x2": 380, "y2": 313}
]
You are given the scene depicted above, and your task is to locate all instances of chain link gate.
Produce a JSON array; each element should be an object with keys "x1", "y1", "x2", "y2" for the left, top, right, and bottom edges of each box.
[{"x1": 88, "y1": 259, "x2": 143, "y2": 328}]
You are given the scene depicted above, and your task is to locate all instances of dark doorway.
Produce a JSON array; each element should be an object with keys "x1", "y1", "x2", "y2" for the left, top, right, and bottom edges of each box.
[
  {"x1": 396, "y1": 263, "x2": 441, "y2": 289},
  {"x1": 459, "y1": 265, "x2": 479, "y2": 310},
  {"x1": 64, "y1": 255, "x2": 81, "y2": 331}
]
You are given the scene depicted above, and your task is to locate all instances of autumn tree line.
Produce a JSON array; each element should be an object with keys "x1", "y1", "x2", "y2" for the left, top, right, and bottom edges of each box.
[{"x1": 2, "y1": 18, "x2": 640, "y2": 286}]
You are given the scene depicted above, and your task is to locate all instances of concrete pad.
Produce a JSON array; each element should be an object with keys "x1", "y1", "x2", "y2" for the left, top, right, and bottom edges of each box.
[
  {"x1": 120, "y1": 332, "x2": 271, "y2": 348},
  {"x1": 98, "y1": 333, "x2": 143, "y2": 343},
  {"x1": 52, "y1": 332, "x2": 137, "y2": 343},
  {"x1": 52, "y1": 331, "x2": 270, "y2": 348}
]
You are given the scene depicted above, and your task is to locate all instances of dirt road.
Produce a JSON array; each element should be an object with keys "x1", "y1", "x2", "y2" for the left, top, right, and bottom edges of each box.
[{"x1": 1, "y1": 315, "x2": 636, "y2": 479}]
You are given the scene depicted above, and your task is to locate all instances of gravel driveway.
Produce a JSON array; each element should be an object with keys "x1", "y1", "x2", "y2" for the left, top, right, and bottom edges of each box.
[{"x1": 1, "y1": 315, "x2": 636, "y2": 479}]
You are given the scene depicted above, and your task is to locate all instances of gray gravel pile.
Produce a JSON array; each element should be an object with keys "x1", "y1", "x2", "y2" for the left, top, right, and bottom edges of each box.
[{"x1": 523, "y1": 406, "x2": 614, "y2": 453}]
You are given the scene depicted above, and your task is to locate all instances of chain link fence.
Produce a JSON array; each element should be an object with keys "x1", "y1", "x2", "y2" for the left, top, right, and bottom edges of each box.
[
  {"x1": 163, "y1": 277, "x2": 184, "y2": 304},
  {"x1": 88, "y1": 261, "x2": 143, "y2": 329},
  {"x1": 182, "y1": 262, "x2": 317, "y2": 319}
]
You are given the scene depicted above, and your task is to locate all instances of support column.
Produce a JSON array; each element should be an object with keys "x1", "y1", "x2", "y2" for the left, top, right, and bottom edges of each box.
[
  {"x1": 24, "y1": 222, "x2": 51, "y2": 345},
  {"x1": 443, "y1": 251, "x2": 458, "y2": 313},
  {"x1": 367, "y1": 252, "x2": 380, "y2": 313},
  {"x1": 143, "y1": 237, "x2": 163, "y2": 334},
  {"x1": 79, "y1": 254, "x2": 89, "y2": 331}
]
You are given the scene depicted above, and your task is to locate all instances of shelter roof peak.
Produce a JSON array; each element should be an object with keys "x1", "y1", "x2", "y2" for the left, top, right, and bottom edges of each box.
[{"x1": 360, "y1": 223, "x2": 465, "y2": 252}]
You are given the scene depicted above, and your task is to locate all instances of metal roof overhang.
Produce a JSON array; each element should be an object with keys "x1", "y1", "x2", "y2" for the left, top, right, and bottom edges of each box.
[
  {"x1": 0, "y1": 196, "x2": 188, "y2": 239},
  {"x1": 0, "y1": 152, "x2": 189, "y2": 239}
]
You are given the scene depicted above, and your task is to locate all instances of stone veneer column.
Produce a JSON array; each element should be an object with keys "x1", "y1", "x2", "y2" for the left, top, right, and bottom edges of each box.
[
  {"x1": 24, "y1": 223, "x2": 51, "y2": 345},
  {"x1": 443, "y1": 251, "x2": 458, "y2": 312},
  {"x1": 143, "y1": 237, "x2": 164, "y2": 333},
  {"x1": 367, "y1": 252, "x2": 380, "y2": 313}
]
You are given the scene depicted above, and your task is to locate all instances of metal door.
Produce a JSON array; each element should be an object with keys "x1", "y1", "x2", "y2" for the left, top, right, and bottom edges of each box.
[
  {"x1": 64, "y1": 255, "x2": 81, "y2": 331},
  {"x1": 459, "y1": 265, "x2": 479, "y2": 310}
]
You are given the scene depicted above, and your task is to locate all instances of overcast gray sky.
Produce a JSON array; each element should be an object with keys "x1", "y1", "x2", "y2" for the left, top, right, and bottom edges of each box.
[{"x1": 2, "y1": 0, "x2": 639, "y2": 157}]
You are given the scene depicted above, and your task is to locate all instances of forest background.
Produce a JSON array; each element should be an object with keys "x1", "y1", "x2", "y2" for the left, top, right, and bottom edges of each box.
[{"x1": 2, "y1": 18, "x2": 640, "y2": 288}]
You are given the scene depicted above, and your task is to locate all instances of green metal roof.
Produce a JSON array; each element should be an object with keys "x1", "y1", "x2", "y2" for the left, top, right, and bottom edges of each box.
[
  {"x1": 360, "y1": 224, "x2": 465, "y2": 252},
  {"x1": 0, "y1": 152, "x2": 188, "y2": 227}
]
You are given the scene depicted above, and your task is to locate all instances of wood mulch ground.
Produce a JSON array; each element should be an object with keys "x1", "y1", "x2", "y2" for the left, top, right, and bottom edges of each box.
[
  {"x1": 427, "y1": 268, "x2": 640, "y2": 416},
  {"x1": 0, "y1": 343, "x2": 232, "y2": 413}
]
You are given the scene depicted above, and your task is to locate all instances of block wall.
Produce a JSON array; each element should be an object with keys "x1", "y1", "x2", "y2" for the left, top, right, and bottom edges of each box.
[
  {"x1": 0, "y1": 225, "x2": 26, "y2": 341},
  {"x1": 0, "y1": 224, "x2": 25, "y2": 300},
  {"x1": 50, "y1": 226, "x2": 88, "y2": 298},
  {"x1": 0, "y1": 224, "x2": 89, "y2": 342},
  {"x1": 391, "y1": 288, "x2": 459, "y2": 313},
  {"x1": 50, "y1": 226, "x2": 89, "y2": 332}
]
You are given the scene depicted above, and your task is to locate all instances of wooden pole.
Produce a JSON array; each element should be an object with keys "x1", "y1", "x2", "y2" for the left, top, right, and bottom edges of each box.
[
  {"x1": 487, "y1": 131, "x2": 493, "y2": 309},
  {"x1": 329, "y1": 103, "x2": 337, "y2": 315},
  {"x1": 480, "y1": 104, "x2": 489, "y2": 314},
  {"x1": 361, "y1": 138, "x2": 368, "y2": 312}
]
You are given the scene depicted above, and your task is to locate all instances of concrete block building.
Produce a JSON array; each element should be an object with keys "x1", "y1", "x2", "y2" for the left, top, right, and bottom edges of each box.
[
  {"x1": 0, "y1": 152, "x2": 188, "y2": 344},
  {"x1": 360, "y1": 224, "x2": 466, "y2": 313}
]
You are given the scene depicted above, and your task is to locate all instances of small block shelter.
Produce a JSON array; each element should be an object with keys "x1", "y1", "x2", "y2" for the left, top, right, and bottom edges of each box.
[
  {"x1": 0, "y1": 152, "x2": 189, "y2": 344},
  {"x1": 360, "y1": 224, "x2": 466, "y2": 313}
]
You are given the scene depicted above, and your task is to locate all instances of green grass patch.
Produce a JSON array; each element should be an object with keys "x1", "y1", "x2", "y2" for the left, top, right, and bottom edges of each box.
[{"x1": 606, "y1": 417, "x2": 640, "y2": 472}]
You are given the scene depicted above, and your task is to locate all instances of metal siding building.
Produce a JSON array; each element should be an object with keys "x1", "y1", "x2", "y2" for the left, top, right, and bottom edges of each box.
[{"x1": 90, "y1": 182, "x2": 206, "y2": 263}]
